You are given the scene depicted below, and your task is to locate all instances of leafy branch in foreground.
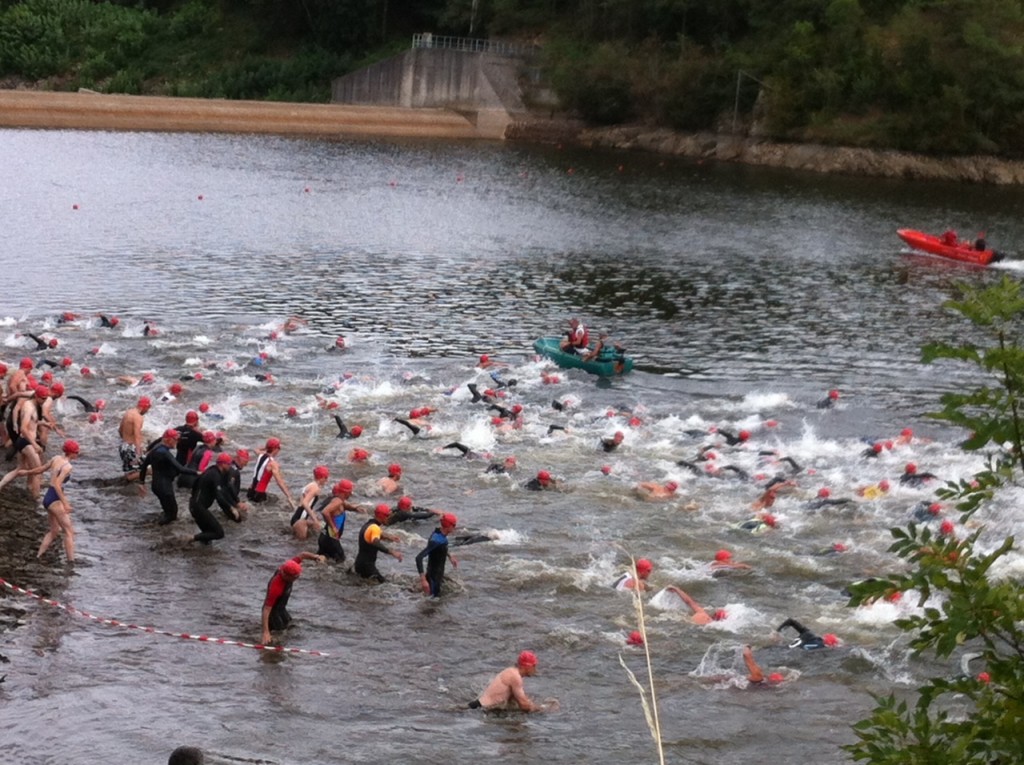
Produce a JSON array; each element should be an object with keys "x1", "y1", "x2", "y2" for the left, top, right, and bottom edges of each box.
[{"x1": 844, "y1": 277, "x2": 1024, "y2": 764}]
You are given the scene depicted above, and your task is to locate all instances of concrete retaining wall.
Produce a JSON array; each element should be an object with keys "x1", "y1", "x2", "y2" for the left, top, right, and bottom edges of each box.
[{"x1": 332, "y1": 49, "x2": 525, "y2": 114}]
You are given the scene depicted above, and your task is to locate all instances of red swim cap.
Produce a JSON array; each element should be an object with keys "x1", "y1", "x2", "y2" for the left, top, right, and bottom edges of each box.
[
  {"x1": 88, "y1": 412, "x2": 100, "y2": 424},
  {"x1": 235, "y1": 449, "x2": 250, "y2": 463},
  {"x1": 48, "y1": 338, "x2": 58, "y2": 348},
  {"x1": 110, "y1": 317, "x2": 119, "y2": 327},
  {"x1": 537, "y1": 470, "x2": 551, "y2": 483},
  {"x1": 636, "y1": 558, "x2": 653, "y2": 577},
  {"x1": 479, "y1": 354, "x2": 489, "y2": 364},
  {"x1": 768, "y1": 672, "x2": 784, "y2": 684},
  {"x1": 628, "y1": 416, "x2": 642, "y2": 427},
  {"x1": 61, "y1": 357, "x2": 72, "y2": 368},
  {"x1": 665, "y1": 481, "x2": 679, "y2": 492},
  {"x1": 829, "y1": 389, "x2": 840, "y2": 399},
  {"x1": 818, "y1": 487, "x2": 831, "y2": 498},
  {"x1": 879, "y1": 479, "x2": 890, "y2": 491},
  {"x1": 374, "y1": 503, "x2": 391, "y2": 520},
  {"x1": 928, "y1": 503, "x2": 942, "y2": 515},
  {"x1": 351, "y1": 448, "x2": 369, "y2": 462},
  {"x1": 350, "y1": 426, "x2": 363, "y2": 438},
  {"x1": 287, "y1": 406, "x2": 298, "y2": 417},
  {"x1": 517, "y1": 650, "x2": 537, "y2": 667},
  {"x1": 397, "y1": 496, "x2": 413, "y2": 511},
  {"x1": 832, "y1": 542, "x2": 848, "y2": 552},
  {"x1": 141, "y1": 372, "x2": 155, "y2": 383},
  {"x1": 905, "y1": 463, "x2": 917, "y2": 474},
  {"x1": 138, "y1": 396, "x2": 152, "y2": 411},
  {"x1": 185, "y1": 410, "x2": 199, "y2": 424},
  {"x1": 823, "y1": 633, "x2": 839, "y2": 647},
  {"x1": 50, "y1": 382, "x2": 65, "y2": 396},
  {"x1": 163, "y1": 428, "x2": 180, "y2": 441},
  {"x1": 490, "y1": 416, "x2": 503, "y2": 426},
  {"x1": 199, "y1": 402, "x2": 210, "y2": 413},
  {"x1": 600, "y1": 465, "x2": 612, "y2": 475},
  {"x1": 940, "y1": 519, "x2": 955, "y2": 535},
  {"x1": 0, "y1": 364, "x2": 7, "y2": 377},
  {"x1": 313, "y1": 465, "x2": 329, "y2": 481},
  {"x1": 388, "y1": 463, "x2": 402, "y2": 478},
  {"x1": 762, "y1": 514, "x2": 778, "y2": 528},
  {"x1": 627, "y1": 630, "x2": 644, "y2": 646},
  {"x1": 334, "y1": 479, "x2": 354, "y2": 496},
  {"x1": 265, "y1": 437, "x2": 281, "y2": 451},
  {"x1": 216, "y1": 452, "x2": 234, "y2": 467},
  {"x1": 512, "y1": 404, "x2": 523, "y2": 414},
  {"x1": 714, "y1": 549, "x2": 732, "y2": 562},
  {"x1": 80, "y1": 366, "x2": 92, "y2": 376},
  {"x1": 20, "y1": 357, "x2": 34, "y2": 370},
  {"x1": 901, "y1": 427, "x2": 913, "y2": 438},
  {"x1": 281, "y1": 560, "x2": 302, "y2": 578},
  {"x1": 738, "y1": 429, "x2": 750, "y2": 441},
  {"x1": 34, "y1": 385, "x2": 49, "y2": 399},
  {"x1": 713, "y1": 609, "x2": 728, "y2": 621},
  {"x1": 335, "y1": 336, "x2": 346, "y2": 349},
  {"x1": 202, "y1": 430, "x2": 217, "y2": 444},
  {"x1": 440, "y1": 512, "x2": 457, "y2": 528},
  {"x1": 63, "y1": 439, "x2": 80, "y2": 455},
  {"x1": 169, "y1": 383, "x2": 183, "y2": 396}
]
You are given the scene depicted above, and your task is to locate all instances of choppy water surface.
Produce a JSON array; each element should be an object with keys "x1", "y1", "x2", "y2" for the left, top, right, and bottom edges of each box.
[{"x1": 4, "y1": 128, "x2": 1024, "y2": 764}]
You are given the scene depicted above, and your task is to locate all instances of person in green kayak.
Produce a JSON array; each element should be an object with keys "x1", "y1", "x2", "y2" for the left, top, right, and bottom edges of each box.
[{"x1": 559, "y1": 317, "x2": 590, "y2": 354}]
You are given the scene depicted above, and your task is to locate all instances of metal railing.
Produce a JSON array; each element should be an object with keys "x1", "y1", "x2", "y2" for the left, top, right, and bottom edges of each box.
[{"x1": 411, "y1": 33, "x2": 538, "y2": 58}]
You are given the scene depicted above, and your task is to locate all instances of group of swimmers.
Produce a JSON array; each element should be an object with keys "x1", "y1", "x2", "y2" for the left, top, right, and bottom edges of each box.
[{"x1": 0, "y1": 311, "x2": 953, "y2": 711}]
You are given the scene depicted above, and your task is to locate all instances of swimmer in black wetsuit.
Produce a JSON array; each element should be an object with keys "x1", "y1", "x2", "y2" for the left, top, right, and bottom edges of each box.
[
  {"x1": 441, "y1": 442, "x2": 485, "y2": 459},
  {"x1": 333, "y1": 415, "x2": 362, "y2": 439},
  {"x1": 189, "y1": 454, "x2": 243, "y2": 543},
  {"x1": 66, "y1": 395, "x2": 99, "y2": 413},
  {"x1": 26, "y1": 333, "x2": 54, "y2": 351},
  {"x1": 386, "y1": 495, "x2": 441, "y2": 524},
  {"x1": 600, "y1": 431, "x2": 624, "y2": 452},
  {"x1": 861, "y1": 442, "x2": 883, "y2": 459},
  {"x1": 394, "y1": 418, "x2": 422, "y2": 436},
  {"x1": 523, "y1": 470, "x2": 555, "y2": 490},
  {"x1": 776, "y1": 618, "x2": 838, "y2": 649},
  {"x1": 804, "y1": 488, "x2": 855, "y2": 510},
  {"x1": 899, "y1": 463, "x2": 939, "y2": 487},
  {"x1": 817, "y1": 389, "x2": 840, "y2": 409}
]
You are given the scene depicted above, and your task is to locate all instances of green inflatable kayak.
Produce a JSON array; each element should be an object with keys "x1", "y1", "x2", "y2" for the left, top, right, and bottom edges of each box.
[{"x1": 533, "y1": 337, "x2": 634, "y2": 376}]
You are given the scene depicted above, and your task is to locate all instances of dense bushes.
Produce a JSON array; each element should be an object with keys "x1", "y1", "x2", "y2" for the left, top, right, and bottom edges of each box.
[{"x1": 3, "y1": 0, "x2": 1024, "y2": 156}]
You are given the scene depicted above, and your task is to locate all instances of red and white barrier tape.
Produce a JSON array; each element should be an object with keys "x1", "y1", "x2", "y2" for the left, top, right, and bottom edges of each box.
[{"x1": 0, "y1": 577, "x2": 331, "y2": 657}]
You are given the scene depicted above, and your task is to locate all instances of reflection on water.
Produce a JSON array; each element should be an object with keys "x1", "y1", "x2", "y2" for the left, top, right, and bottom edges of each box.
[{"x1": 3, "y1": 129, "x2": 1024, "y2": 764}]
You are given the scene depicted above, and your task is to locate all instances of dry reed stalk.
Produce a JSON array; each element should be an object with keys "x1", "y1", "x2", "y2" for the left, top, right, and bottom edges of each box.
[{"x1": 619, "y1": 557, "x2": 665, "y2": 765}]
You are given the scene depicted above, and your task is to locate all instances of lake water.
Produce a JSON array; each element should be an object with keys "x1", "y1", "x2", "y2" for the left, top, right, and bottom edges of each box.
[{"x1": 3, "y1": 128, "x2": 1024, "y2": 764}]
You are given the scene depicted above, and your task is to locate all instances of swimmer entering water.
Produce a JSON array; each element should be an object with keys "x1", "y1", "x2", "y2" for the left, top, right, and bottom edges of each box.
[{"x1": 468, "y1": 651, "x2": 554, "y2": 712}]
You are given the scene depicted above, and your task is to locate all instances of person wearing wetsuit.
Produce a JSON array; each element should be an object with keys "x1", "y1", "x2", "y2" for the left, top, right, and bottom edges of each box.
[
  {"x1": 353, "y1": 505, "x2": 404, "y2": 582},
  {"x1": 333, "y1": 415, "x2": 362, "y2": 439},
  {"x1": 523, "y1": 470, "x2": 555, "y2": 491},
  {"x1": 174, "y1": 411, "x2": 205, "y2": 468},
  {"x1": 215, "y1": 449, "x2": 249, "y2": 519},
  {"x1": 900, "y1": 463, "x2": 939, "y2": 487},
  {"x1": 261, "y1": 551, "x2": 324, "y2": 645},
  {"x1": 138, "y1": 429, "x2": 198, "y2": 525},
  {"x1": 601, "y1": 431, "x2": 625, "y2": 453},
  {"x1": 188, "y1": 454, "x2": 236, "y2": 544},
  {"x1": 179, "y1": 431, "x2": 216, "y2": 490},
  {"x1": 777, "y1": 618, "x2": 838, "y2": 649},
  {"x1": 387, "y1": 495, "x2": 440, "y2": 524},
  {"x1": 416, "y1": 513, "x2": 458, "y2": 597}
]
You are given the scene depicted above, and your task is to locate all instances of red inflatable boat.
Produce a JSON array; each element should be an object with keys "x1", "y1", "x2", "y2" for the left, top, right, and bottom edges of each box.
[{"x1": 897, "y1": 228, "x2": 1002, "y2": 266}]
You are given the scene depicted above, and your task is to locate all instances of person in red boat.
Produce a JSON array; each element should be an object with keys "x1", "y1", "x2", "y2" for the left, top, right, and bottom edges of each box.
[{"x1": 941, "y1": 229, "x2": 958, "y2": 246}]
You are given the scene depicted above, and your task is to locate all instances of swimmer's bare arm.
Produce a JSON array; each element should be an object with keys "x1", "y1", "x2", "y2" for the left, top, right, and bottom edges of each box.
[
  {"x1": 508, "y1": 671, "x2": 540, "y2": 712},
  {"x1": 270, "y1": 463, "x2": 296, "y2": 508}
]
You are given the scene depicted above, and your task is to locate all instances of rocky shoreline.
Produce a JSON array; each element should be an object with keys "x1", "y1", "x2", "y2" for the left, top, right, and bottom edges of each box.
[{"x1": 509, "y1": 120, "x2": 1024, "y2": 185}]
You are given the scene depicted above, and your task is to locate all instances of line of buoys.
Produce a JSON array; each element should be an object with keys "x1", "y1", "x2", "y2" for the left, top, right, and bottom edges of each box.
[{"x1": 0, "y1": 578, "x2": 333, "y2": 658}]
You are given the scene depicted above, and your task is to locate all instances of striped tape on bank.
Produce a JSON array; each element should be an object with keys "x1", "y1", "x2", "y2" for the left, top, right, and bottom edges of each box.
[{"x1": 0, "y1": 577, "x2": 331, "y2": 657}]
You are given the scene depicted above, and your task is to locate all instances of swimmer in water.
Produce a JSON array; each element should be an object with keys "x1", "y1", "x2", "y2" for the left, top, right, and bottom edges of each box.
[
  {"x1": 817, "y1": 389, "x2": 840, "y2": 409},
  {"x1": 899, "y1": 463, "x2": 939, "y2": 487},
  {"x1": 468, "y1": 651, "x2": 553, "y2": 712},
  {"x1": 485, "y1": 456, "x2": 517, "y2": 474},
  {"x1": 776, "y1": 618, "x2": 839, "y2": 650},
  {"x1": 118, "y1": 396, "x2": 152, "y2": 482},
  {"x1": 804, "y1": 487, "x2": 855, "y2": 510},
  {"x1": 634, "y1": 480, "x2": 679, "y2": 501},
  {"x1": 733, "y1": 513, "x2": 778, "y2": 533},
  {"x1": 246, "y1": 437, "x2": 296, "y2": 508},
  {"x1": 188, "y1": 453, "x2": 244, "y2": 544},
  {"x1": 612, "y1": 558, "x2": 653, "y2": 592},
  {"x1": 386, "y1": 495, "x2": 443, "y2": 524},
  {"x1": 600, "y1": 431, "x2": 625, "y2": 453},
  {"x1": 709, "y1": 549, "x2": 752, "y2": 575},
  {"x1": 139, "y1": 429, "x2": 200, "y2": 525},
  {"x1": 523, "y1": 470, "x2": 556, "y2": 491},
  {"x1": 333, "y1": 415, "x2": 363, "y2": 439},
  {"x1": 663, "y1": 587, "x2": 722, "y2": 625}
]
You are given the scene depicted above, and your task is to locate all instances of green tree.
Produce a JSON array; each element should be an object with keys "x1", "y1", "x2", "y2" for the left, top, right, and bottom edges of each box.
[{"x1": 845, "y1": 276, "x2": 1024, "y2": 765}]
